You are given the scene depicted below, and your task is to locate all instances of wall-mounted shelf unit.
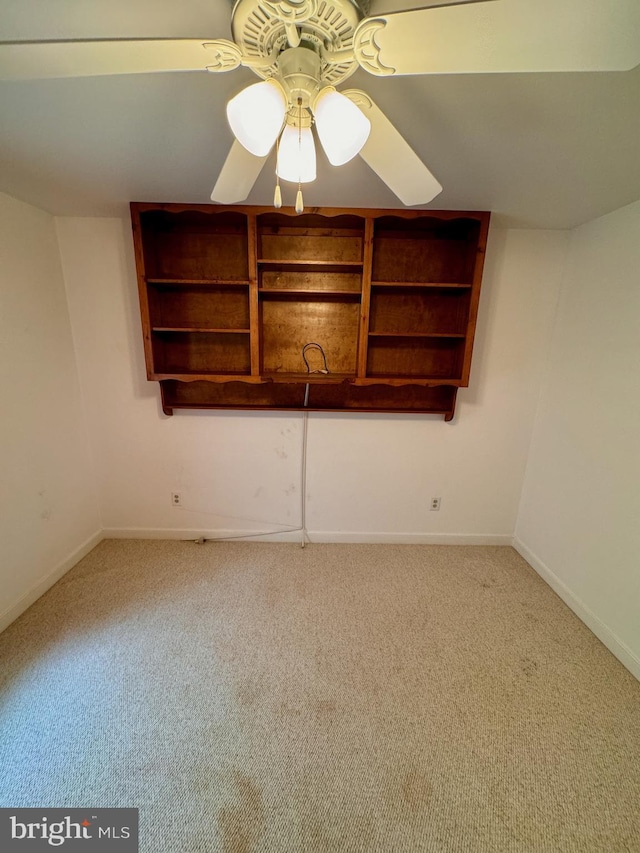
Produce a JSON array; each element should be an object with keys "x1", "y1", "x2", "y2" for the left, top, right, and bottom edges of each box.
[{"x1": 131, "y1": 204, "x2": 490, "y2": 420}]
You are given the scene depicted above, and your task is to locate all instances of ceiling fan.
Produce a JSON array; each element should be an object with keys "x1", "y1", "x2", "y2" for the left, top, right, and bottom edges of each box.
[{"x1": 1, "y1": 0, "x2": 638, "y2": 211}]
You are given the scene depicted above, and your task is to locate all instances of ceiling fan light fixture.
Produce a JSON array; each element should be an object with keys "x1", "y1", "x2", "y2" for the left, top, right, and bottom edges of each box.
[
  {"x1": 313, "y1": 87, "x2": 371, "y2": 166},
  {"x1": 276, "y1": 123, "x2": 316, "y2": 184},
  {"x1": 226, "y1": 79, "x2": 286, "y2": 157}
]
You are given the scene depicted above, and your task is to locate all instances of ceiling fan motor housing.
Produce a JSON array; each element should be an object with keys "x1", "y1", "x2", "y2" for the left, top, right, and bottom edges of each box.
[{"x1": 277, "y1": 43, "x2": 322, "y2": 107}]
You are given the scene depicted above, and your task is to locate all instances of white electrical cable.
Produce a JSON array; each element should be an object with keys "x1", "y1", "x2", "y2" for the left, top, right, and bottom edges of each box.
[
  {"x1": 190, "y1": 525, "x2": 303, "y2": 545},
  {"x1": 181, "y1": 380, "x2": 313, "y2": 548},
  {"x1": 300, "y1": 384, "x2": 310, "y2": 548}
]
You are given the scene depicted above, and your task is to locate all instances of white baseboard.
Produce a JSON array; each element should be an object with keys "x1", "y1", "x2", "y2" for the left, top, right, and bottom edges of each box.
[
  {"x1": 103, "y1": 526, "x2": 305, "y2": 543},
  {"x1": 104, "y1": 527, "x2": 512, "y2": 546},
  {"x1": 0, "y1": 530, "x2": 104, "y2": 635},
  {"x1": 308, "y1": 532, "x2": 513, "y2": 545},
  {"x1": 513, "y1": 537, "x2": 640, "y2": 682}
]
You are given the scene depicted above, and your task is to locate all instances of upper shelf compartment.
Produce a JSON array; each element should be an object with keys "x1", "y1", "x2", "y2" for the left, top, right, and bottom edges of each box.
[
  {"x1": 257, "y1": 212, "x2": 365, "y2": 265},
  {"x1": 372, "y1": 216, "x2": 482, "y2": 285},
  {"x1": 139, "y1": 209, "x2": 249, "y2": 282},
  {"x1": 258, "y1": 267, "x2": 362, "y2": 295}
]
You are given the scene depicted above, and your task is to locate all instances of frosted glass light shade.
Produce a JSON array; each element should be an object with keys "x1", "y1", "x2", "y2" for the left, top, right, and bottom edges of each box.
[
  {"x1": 226, "y1": 80, "x2": 286, "y2": 157},
  {"x1": 313, "y1": 88, "x2": 371, "y2": 166},
  {"x1": 276, "y1": 124, "x2": 316, "y2": 183}
]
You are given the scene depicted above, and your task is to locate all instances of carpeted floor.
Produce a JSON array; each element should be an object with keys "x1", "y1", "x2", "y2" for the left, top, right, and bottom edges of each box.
[{"x1": 1, "y1": 541, "x2": 639, "y2": 852}]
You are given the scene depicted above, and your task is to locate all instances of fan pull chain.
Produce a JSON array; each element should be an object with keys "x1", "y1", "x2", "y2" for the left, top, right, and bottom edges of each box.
[{"x1": 274, "y1": 132, "x2": 282, "y2": 208}]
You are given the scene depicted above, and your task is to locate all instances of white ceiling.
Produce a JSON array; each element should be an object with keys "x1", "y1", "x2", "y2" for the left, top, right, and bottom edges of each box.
[{"x1": 1, "y1": 0, "x2": 639, "y2": 229}]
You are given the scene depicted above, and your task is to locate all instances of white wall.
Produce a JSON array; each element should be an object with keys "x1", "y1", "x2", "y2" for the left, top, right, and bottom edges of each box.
[
  {"x1": 515, "y1": 200, "x2": 640, "y2": 679},
  {"x1": 56, "y1": 217, "x2": 566, "y2": 543},
  {"x1": 7, "y1": 196, "x2": 638, "y2": 681},
  {"x1": 0, "y1": 194, "x2": 101, "y2": 631}
]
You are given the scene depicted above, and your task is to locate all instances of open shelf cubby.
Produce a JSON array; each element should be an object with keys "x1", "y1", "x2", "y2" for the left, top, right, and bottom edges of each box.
[
  {"x1": 257, "y1": 211, "x2": 365, "y2": 265},
  {"x1": 372, "y1": 215, "x2": 481, "y2": 284},
  {"x1": 151, "y1": 331, "x2": 251, "y2": 377},
  {"x1": 132, "y1": 204, "x2": 490, "y2": 419},
  {"x1": 368, "y1": 285, "x2": 471, "y2": 337},
  {"x1": 148, "y1": 283, "x2": 250, "y2": 332}
]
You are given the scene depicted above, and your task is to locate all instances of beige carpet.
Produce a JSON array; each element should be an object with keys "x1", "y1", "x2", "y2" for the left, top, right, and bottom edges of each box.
[{"x1": 1, "y1": 541, "x2": 639, "y2": 852}]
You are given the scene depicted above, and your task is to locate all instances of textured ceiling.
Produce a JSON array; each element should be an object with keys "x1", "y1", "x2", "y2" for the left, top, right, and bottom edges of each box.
[{"x1": 1, "y1": 0, "x2": 639, "y2": 229}]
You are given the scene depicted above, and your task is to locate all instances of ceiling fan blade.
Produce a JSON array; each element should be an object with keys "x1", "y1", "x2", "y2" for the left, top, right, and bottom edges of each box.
[
  {"x1": 353, "y1": 0, "x2": 640, "y2": 76},
  {"x1": 211, "y1": 141, "x2": 269, "y2": 204},
  {"x1": 343, "y1": 90, "x2": 442, "y2": 206},
  {"x1": 0, "y1": 38, "x2": 242, "y2": 80},
  {"x1": 368, "y1": 0, "x2": 495, "y2": 18}
]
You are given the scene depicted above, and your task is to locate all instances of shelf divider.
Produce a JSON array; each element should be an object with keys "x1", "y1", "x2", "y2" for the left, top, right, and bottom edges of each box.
[{"x1": 357, "y1": 217, "x2": 375, "y2": 379}]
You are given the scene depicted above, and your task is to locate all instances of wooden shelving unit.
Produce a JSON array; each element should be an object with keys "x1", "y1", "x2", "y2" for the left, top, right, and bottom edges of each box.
[{"x1": 131, "y1": 204, "x2": 490, "y2": 420}]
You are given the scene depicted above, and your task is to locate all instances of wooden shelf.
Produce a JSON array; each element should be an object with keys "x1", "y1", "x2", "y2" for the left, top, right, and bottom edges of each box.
[
  {"x1": 368, "y1": 332, "x2": 466, "y2": 339},
  {"x1": 354, "y1": 377, "x2": 462, "y2": 387},
  {"x1": 148, "y1": 278, "x2": 250, "y2": 287},
  {"x1": 262, "y1": 372, "x2": 354, "y2": 384},
  {"x1": 152, "y1": 327, "x2": 250, "y2": 334},
  {"x1": 371, "y1": 281, "x2": 473, "y2": 289},
  {"x1": 152, "y1": 372, "x2": 255, "y2": 382},
  {"x1": 258, "y1": 259, "x2": 363, "y2": 268},
  {"x1": 365, "y1": 373, "x2": 462, "y2": 382},
  {"x1": 259, "y1": 289, "x2": 362, "y2": 298},
  {"x1": 131, "y1": 204, "x2": 490, "y2": 419},
  {"x1": 158, "y1": 378, "x2": 459, "y2": 419}
]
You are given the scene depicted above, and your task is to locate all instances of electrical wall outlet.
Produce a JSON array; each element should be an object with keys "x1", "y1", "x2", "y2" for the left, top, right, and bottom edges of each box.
[
  {"x1": 171, "y1": 492, "x2": 181, "y2": 506},
  {"x1": 430, "y1": 497, "x2": 441, "y2": 511}
]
